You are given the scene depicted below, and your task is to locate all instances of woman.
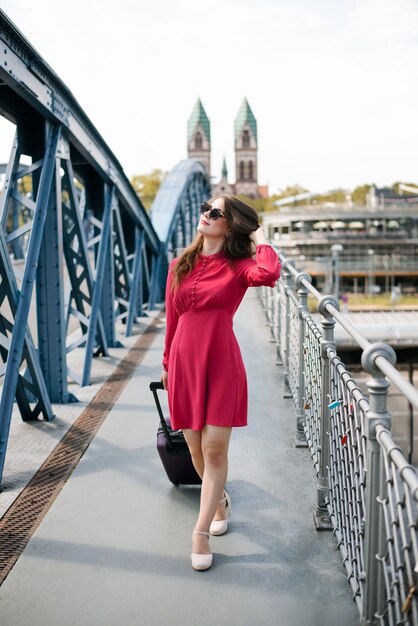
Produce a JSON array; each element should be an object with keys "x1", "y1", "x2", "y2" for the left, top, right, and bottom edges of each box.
[{"x1": 160, "y1": 193, "x2": 281, "y2": 571}]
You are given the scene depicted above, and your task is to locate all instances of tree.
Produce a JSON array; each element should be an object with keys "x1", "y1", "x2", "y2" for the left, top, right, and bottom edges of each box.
[
  {"x1": 272, "y1": 184, "x2": 311, "y2": 208},
  {"x1": 131, "y1": 169, "x2": 167, "y2": 211},
  {"x1": 313, "y1": 189, "x2": 348, "y2": 204},
  {"x1": 235, "y1": 185, "x2": 312, "y2": 215},
  {"x1": 392, "y1": 181, "x2": 418, "y2": 194},
  {"x1": 235, "y1": 194, "x2": 271, "y2": 215},
  {"x1": 352, "y1": 184, "x2": 372, "y2": 205},
  {"x1": 275, "y1": 184, "x2": 309, "y2": 199}
]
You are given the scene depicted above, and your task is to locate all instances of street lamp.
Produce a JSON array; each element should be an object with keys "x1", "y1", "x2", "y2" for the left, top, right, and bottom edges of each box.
[
  {"x1": 331, "y1": 244, "x2": 343, "y2": 301},
  {"x1": 368, "y1": 248, "x2": 374, "y2": 296},
  {"x1": 382, "y1": 254, "x2": 390, "y2": 293}
]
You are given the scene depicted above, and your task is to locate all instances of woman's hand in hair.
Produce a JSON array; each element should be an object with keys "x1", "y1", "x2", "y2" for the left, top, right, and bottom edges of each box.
[
  {"x1": 161, "y1": 370, "x2": 168, "y2": 390},
  {"x1": 249, "y1": 225, "x2": 268, "y2": 246}
]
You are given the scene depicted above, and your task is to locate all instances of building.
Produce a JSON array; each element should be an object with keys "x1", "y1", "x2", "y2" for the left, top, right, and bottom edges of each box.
[
  {"x1": 187, "y1": 99, "x2": 211, "y2": 178},
  {"x1": 262, "y1": 189, "x2": 418, "y2": 294},
  {"x1": 187, "y1": 98, "x2": 266, "y2": 199},
  {"x1": 233, "y1": 98, "x2": 259, "y2": 197},
  {"x1": 213, "y1": 157, "x2": 234, "y2": 195}
]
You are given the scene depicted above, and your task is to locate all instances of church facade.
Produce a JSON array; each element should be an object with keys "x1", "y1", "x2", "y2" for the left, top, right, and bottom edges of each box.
[{"x1": 187, "y1": 98, "x2": 267, "y2": 199}]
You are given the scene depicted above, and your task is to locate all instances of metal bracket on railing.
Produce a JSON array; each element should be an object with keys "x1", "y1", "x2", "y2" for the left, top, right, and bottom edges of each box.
[
  {"x1": 294, "y1": 272, "x2": 312, "y2": 291},
  {"x1": 281, "y1": 259, "x2": 295, "y2": 275},
  {"x1": 361, "y1": 342, "x2": 397, "y2": 378},
  {"x1": 361, "y1": 343, "x2": 396, "y2": 443},
  {"x1": 318, "y1": 295, "x2": 339, "y2": 319}
]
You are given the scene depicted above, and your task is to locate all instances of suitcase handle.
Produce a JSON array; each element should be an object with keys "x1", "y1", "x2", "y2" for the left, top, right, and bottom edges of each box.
[
  {"x1": 149, "y1": 381, "x2": 173, "y2": 449},
  {"x1": 150, "y1": 381, "x2": 164, "y2": 391}
]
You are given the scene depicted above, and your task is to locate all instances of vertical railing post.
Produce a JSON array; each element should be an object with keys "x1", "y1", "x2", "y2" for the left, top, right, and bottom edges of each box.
[
  {"x1": 314, "y1": 295, "x2": 338, "y2": 530},
  {"x1": 261, "y1": 286, "x2": 268, "y2": 316},
  {"x1": 273, "y1": 285, "x2": 282, "y2": 366},
  {"x1": 266, "y1": 287, "x2": 272, "y2": 323},
  {"x1": 257, "y1": 285, "x2": 266, "y2": 313},
  {"x1": 265, "y1": 287, "x2": 276, "y2": 342},
  {"x1": 294, "y1": 272, "x2": 311, "y2": 447},
  {"x1": 275, "y1": 281, "x2": 283, "y2": 366},
  {"x1": 281, "y1": 260, "x2": 295, "y2": 398},
  {"x1": 360, "y1": 343, "x2": 396, "y2": 624}
]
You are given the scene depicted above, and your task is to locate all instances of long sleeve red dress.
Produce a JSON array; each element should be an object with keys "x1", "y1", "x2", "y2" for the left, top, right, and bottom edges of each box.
[{"x1": 162, "y1": 244, "x2": 281, "y2": 431}]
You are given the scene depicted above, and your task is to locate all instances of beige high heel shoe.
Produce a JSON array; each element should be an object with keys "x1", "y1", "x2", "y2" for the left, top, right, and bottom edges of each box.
[
  {"x1": 191, "y1": 531, "x2": 213, "y2": 571},
  {"x1": 209, "y1": 491, "x2": 231, "y2": 536}
]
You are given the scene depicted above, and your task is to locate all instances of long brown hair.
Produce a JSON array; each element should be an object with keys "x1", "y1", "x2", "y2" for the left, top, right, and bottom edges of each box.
[{"x1": 170, "y1": 194, "x2": 260, "y2": 291}]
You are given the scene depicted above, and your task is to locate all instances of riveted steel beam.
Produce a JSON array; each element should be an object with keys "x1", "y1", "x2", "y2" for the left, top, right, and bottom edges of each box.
[
  {"x1": 36, "y1": 148, "x2": 69, "y2": 402},
  {"x1": 0, "y1": 123, "x2": 60, "y2": 480},
  {"x1": 82, "y1": 184, "x2": 114, "y2": 386},
  {"x1": 112, "y1": 203, "x2": 132, "y2": 328},
  {"x1": 126, "y1": 228, "x2": 145, "y2": 335},
  {"x1": 61, "y1": 158, "x2": 109, "y2": 367}
]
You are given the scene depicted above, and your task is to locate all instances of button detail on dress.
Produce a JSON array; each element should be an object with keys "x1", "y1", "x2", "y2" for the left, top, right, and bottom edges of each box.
[{"x1": 191, "y1": 255, "x2": 212, "y2": 309}]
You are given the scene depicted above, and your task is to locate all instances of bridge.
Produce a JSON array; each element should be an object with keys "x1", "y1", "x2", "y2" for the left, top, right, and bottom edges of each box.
[{"x1": 1, "y1": 9, "x2": 418, "y2": 625}]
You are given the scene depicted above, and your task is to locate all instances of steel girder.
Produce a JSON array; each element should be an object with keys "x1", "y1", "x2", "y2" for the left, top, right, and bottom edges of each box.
[
  {"x1": 126, "y1": 229, "x2": 145, "y2": 336},
  {"x1": 0, "y1": 119, "x2": 158, "y2": 483},
  {"x1": 0, "y1": 124, "x2": 60, "y2": 479},
  {"x1": 61, "y1": 158, "x2": 109, "y2": 378},
  {"x1": 0, "y1": 7, "x2": 158, "y2": 484},
  {"x1": 149, "y1": 159, "x2": 212, "y2": 306},
  {"x1": 0, "y1": 9, "x2": 161, "y2": 320}
]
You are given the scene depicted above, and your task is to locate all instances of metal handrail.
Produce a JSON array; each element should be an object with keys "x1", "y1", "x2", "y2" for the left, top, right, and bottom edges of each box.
[{"x1": 274, "y1": 245, "x2": 418, "y2": 408}]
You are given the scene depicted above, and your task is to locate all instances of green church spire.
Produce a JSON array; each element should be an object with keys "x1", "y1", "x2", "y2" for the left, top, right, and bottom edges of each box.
[
  {"x1": 187, "y1": 98, "x2": 211, "y2": 143},
  {"x1": 221, "y1": 156, "x2": 228, "y2": 178},
  {"x1": 234, "y1": 97, "x2": 257, "y2": 142}
]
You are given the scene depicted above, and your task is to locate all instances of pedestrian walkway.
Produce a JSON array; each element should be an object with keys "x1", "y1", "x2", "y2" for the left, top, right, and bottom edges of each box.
[{"x1": 0, "y1": 291, "x2": 360, "y2": 626}]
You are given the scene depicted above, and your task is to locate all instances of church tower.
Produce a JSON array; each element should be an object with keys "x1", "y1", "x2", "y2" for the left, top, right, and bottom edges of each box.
[
  {"x1": 187, "y1": 99, "x2": 211, "y2": 178},
  {"x1": 234, "y1": 98, "x2": 258, "y2": 198},
  {"x1": 212, "y1": 156, "x2": 234, "y2": 195}
]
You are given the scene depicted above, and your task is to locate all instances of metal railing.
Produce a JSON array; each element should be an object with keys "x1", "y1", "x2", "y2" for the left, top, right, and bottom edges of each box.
[
  {"x1": 277, "y1": 231, "x2": 415, "y2": 242},
  {"x1": 277, "y1": 255, "x2": 418, "y2": 276},
  {"x1": 257, "y1": 246, "x2": 418, "y2": 625}
]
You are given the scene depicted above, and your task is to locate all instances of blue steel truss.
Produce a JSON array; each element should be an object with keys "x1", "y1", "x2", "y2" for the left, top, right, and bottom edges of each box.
[{"x1": 0, "y1": 9, "x2": 212, "y2": 485}]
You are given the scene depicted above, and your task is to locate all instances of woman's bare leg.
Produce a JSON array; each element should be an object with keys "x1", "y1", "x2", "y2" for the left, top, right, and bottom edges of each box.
[
  {"x1": 182, "y1": 429, "x2": 204, "y2": 478},
  {"x1": 192, "y1": 425, "x2": 232, "y2": 554},
  {"x1": 183, "y1": 427, "x2": 229, "y2": 522}
]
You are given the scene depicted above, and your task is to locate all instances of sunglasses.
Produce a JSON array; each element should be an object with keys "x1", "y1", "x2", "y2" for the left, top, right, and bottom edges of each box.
[{"x1": 200, "y1": 202, "x2": 226, "y2": 221}]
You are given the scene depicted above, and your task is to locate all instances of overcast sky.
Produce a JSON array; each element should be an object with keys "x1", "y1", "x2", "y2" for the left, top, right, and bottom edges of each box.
[{"x1": 1, "y1": 0, "x2": 418, "y2": 194}]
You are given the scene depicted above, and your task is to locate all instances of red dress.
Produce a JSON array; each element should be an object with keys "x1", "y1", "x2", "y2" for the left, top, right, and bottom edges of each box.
[{"x1": 162, "y1": 244, "x2": 281, "y2": 431}]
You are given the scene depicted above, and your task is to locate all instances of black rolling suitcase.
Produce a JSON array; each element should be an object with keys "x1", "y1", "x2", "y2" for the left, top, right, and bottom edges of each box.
[{"x1": 149, "y1": 381, "x2": 201, "y2": 486}]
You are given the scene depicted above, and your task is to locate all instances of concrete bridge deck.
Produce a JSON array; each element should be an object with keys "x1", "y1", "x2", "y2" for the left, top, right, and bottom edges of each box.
[{"x1": 0, "y1": 291, "x2": 359, "y2": 626}]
